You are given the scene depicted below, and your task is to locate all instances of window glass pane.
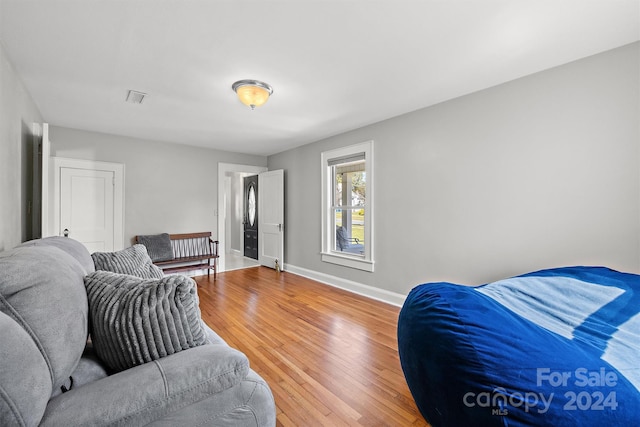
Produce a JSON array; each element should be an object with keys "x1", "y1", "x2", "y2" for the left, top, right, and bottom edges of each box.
[
  {"x1": 248, "y1": 184, "x2": 256, "y2": 226},
  {"x1": 331, "y1": 157, "x2": 366, "y2": 256},
  {"x1": 332, "y1": 160, "x2": 366, "y2": 207},
  {"x1": 335, "y1": 209, "x2": 342, "y2": 228},
  {"x1": 333, "y1": 208, "x2": 365, "y2": 256}
]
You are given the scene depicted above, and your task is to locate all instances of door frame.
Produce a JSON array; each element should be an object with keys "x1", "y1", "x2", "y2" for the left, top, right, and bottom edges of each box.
[
  {"x1": 51, "y1": 157, "x2": 125, "y2": 250},
  {"x1": 34, "y1": 122, "x2": 51, "y2": 238},
  {"x1": 217, "y1": 162, "x2": 267, "y2": 272}
]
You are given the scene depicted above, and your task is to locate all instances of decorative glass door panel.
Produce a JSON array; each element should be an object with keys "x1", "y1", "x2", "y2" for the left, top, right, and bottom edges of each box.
[{"x1": 243, "y1": 175, "x2": 258, "y2": 260}]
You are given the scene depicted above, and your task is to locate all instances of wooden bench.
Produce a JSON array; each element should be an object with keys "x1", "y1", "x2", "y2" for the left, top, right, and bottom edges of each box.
[{"x1": 135, "y1": 232, "x2": 219, "y2": 278}]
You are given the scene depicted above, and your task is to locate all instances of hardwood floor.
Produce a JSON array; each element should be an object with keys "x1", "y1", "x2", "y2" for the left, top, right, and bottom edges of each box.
[{"x1": 195, "y1": 267, "x2": 428, "y2": 427}]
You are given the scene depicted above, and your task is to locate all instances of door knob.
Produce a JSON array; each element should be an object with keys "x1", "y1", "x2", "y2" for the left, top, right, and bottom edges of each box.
[{"x1": 63, "y1": 228, "x2": 69, "y2": 237}]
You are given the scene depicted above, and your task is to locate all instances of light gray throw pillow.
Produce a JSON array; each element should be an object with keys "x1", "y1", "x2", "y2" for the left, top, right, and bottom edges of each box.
[
  {"x1": 136, "y1": 233, "x2": 174, "y2": 262},
  {"x1": 91, "y1": 245, "x2": 164, "y2": 279},
  {"x1": 84, "y1": 271, "x2": 207, "y2": 372}
]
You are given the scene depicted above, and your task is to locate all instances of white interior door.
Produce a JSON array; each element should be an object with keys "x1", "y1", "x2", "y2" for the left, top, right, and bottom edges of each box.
[
  {"x1": 258, "y1": 169, "x2": 284, "y2": 269},
  {"x1": 53, "y1": 158, "x2": 124, "y2": 252},
  {"x1": 61, "y1": 168, "x2": 114, "y2": 252}
]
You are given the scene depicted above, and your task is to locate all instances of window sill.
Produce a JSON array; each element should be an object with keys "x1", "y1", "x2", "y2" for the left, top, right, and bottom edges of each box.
[{"x1": 321, "y1": 252, "x2": 374, "y2": 272}]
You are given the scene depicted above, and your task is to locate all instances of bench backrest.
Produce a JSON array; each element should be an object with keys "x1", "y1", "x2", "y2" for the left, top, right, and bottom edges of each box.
[{"x1": 167, "y1": 232, "x2": 216, "y2": 258}]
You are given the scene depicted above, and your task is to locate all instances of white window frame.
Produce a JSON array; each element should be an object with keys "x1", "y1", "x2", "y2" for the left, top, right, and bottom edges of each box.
[{"x1": 321, "y1": 140, "x2": 374, "y2": 272}]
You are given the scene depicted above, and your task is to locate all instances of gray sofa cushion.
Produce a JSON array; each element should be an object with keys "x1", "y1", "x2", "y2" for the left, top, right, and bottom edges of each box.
[
  {"x1": 40, "y1": 345, "x2": 252, "y2": 426},
  {"x1": 92, "y1": 244, "x2": 164, "y2": 279},
  {"x1": 50, "y1": 344, "x2": 110, "y2": 399},
  {"x1": 0, "y1": 245, "x2": 89, "y2": 392},
  {"x1": 0, "y1": 311, "x2": 52, "y2": 427},
  {"x1": 136, "y1": 233, "x2": 174, "y2": 262},
  {"x1": 18, "y1": 236, "x2": 95, "y2": 274},
  {"x1": 85, "y1": 271, "x2": 207, "y2": 372}
]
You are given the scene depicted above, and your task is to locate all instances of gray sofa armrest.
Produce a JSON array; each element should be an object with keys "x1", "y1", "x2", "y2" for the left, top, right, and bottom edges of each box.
[
  {"x1": 146, "y1": 370, "x2": 276, "y2": 427},
  {"x1": 40, "y1": 344, "x2": 249, "y2": 426}
]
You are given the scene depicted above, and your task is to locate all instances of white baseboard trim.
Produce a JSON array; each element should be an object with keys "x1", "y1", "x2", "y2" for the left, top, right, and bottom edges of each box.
[{"x1": 284, "y1": 263, "x2": 406, "y2": 307}]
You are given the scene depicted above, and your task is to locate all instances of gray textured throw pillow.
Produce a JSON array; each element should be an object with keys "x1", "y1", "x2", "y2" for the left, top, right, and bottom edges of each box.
[
  {"x1": 84, "y1": 271, "x2": 207, "y2": 372},
  {"x1": 91, "y1": 245, "x2": 164, "y2": 279},
  {"x1": 136, "y1": 233, "x2": 174, "y2": 262}
]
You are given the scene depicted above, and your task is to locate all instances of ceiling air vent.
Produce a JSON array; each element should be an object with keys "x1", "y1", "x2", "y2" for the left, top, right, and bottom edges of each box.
[{"x1": 125, "y1": 90, "x2": 147, "y2": 104}]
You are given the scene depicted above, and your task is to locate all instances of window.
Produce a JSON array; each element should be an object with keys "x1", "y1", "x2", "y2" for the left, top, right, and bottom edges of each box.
[{"x1": 321, "y1": 141, "x2": 374, "y2": 271}]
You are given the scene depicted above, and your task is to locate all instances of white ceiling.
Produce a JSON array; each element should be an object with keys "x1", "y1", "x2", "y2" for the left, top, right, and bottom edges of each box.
[{"x1": 1, "y1": 1, "x2": 639, "y2": 156}]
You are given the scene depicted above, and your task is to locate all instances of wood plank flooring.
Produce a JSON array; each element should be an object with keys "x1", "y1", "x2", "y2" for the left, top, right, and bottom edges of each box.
[{"x1": 194, "y1": 267, "x2": 428, "y2": 427}]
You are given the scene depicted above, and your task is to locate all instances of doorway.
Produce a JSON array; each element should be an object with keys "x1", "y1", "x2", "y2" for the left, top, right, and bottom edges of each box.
[
  {"x1": 217, "y1": 163, "x2": 267, "y2": 272},
  {"x1": 217, "y1": 163, "x2": 284, "y2": 272}
]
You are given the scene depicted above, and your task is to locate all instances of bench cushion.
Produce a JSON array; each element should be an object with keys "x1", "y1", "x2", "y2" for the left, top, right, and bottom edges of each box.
[
  {"x1": 136, "y1": 233, "x2": 174, "y2": 262},
  {"x1": 85, "y1": 271, "x2": 207, "y2": 372}
]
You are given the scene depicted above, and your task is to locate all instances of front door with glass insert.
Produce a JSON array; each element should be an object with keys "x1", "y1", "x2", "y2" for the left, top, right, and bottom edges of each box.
[{"x1": 243, "y1": 175, "x2": 258, "y2": 260}]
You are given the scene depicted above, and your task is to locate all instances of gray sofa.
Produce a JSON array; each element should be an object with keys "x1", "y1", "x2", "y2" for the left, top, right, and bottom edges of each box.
[{"x1": 0, "y1": 237, "x2": 276, "y2": 426}]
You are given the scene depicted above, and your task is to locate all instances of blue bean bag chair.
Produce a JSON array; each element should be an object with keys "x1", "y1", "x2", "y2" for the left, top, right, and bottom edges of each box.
[{"x1": 397, "y1": 266, "x2": 640, "y2": 426}]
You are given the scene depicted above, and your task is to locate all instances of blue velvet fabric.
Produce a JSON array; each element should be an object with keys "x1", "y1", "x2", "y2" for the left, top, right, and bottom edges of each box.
[{"x1": 398, "y1": 266, "x2": 640, "y2": 426}]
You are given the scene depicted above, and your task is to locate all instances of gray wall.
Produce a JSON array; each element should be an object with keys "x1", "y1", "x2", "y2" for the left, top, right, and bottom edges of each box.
[
  {"x1": 268, "y1": 42, "x2": 640, "y2": 295},
  {"x1": 0, "y1": 42, "x2": 43, "y2": 251},
  {"x1": 49, "y1": 126, "x2": 266, "y2": 246}
]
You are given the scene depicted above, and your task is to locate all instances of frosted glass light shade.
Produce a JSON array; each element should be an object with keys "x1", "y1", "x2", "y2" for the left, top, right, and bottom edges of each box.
[{"x1": 232, "y1": 80, "x2": 273, "y2": 110}]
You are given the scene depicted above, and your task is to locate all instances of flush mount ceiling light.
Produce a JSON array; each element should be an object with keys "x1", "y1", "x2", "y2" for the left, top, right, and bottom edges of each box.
[{"x1": 232, "y1": 80, "x2": 273, "y2": 110}]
